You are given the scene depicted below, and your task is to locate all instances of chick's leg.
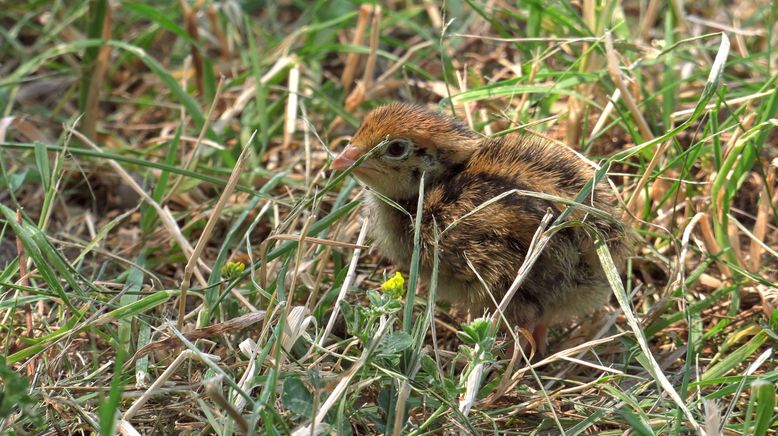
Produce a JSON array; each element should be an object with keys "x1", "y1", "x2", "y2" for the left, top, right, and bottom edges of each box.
[{"x1": 531, "y1": 324, "x2": 548, "y2": 357}]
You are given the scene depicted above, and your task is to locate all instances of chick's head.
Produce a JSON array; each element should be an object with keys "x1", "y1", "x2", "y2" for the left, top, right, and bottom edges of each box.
[{"x1": 333, "y1": 103, "x2": 479, "y2": 200}]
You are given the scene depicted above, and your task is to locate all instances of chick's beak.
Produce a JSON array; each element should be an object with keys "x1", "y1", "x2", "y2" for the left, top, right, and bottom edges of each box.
[{"x1": 332, "y1": 144, "x2": 364, "y2": 171}]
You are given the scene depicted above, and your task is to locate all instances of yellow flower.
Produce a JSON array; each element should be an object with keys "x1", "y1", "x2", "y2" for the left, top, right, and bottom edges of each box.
[
  {"x1": 380, "y1": 272, "x2": 405, "y2": 299},
  {"x1": 221, "y1": 261, "x2": 246, "y2": 279}
]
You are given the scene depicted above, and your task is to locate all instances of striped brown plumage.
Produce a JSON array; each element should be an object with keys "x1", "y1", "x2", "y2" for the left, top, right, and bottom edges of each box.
[{"x1": 332, "y1": 103, "x2": 628, "y2": 354}]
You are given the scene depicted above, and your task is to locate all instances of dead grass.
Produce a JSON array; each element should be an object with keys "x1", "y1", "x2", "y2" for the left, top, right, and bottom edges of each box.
[{"x1": 0, "y1": 1, "x2": 777, "y2": 435}]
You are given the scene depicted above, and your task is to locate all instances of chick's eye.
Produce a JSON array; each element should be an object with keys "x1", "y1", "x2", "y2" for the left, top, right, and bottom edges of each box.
[{"x1": 384, "y1": 140, "x2": 410, "y2": 159}]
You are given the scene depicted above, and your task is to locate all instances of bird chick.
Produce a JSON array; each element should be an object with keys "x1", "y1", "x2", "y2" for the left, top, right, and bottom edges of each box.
[{"x1": 332, "y1": 103, "x2": 628, "y2": 354}]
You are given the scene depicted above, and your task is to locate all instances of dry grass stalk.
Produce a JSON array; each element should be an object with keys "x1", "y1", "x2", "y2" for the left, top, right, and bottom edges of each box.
[
  {"x1": 272, "y1": 216, "x2": 314, "y2": 362},
  {"x1": 423, "y1": 0, "x2": 442, "y2": 29},
  {"x1": 301, "y1": 102, "x2": 313, "y2": 186},
  {"x1": 116, "y1": 420, "x2": 142, "y2": 436},
  {"x1": 178, "y1": 135, "x2": 254, "y2": 330},
  {"x1": 566, "y1": 92, "x2": 584, "y2": 146},
  {"x1": 558, "y1": 355, "x2": 625, "y2": 374},
  {"x1": 341, "y1": 4, "x2": 372, "y2": 92},
  {"x1": 485, "y1": 333, "x2": 627, "y2": 403},
  {"x1": 214, "y1": 56, "x2": 294, "y2": 132},
  {"x1": 566, "y1": 0, "x2": 599, "y2": 147},
  {"x1": 648, "y1": 167, "x2": 674, "y2": 210},
  {"x1": 479, "y1": 108, "x2": 492, "y2": 135},
  {"x1": 361, "y1": 5, "x2": 381, "y2": 93},
  {"x1": 129, "y1": 311, "x2": 266, "y2": 362},
  {"x1": 205, "y1": 378, "x2": 249, "y2": 433},
  {"x1": 375, "y1": 41, "x2": 433, "y2": 85},
  {"x1": 122, "y1": 349, "x2": 221, "y2": 422},
  {"x1": 686, "y1": 15, "x2": 766, "y2": 37},
  {"x1": 456, "y1": 211, "x2": 556, "y2": 409},
  {"x1": 512, "y1": 54, "x2": 539, "y2": 125},
  {"x1": 293, "y1": 317, "x2": 389, "y2": 436},
  {"x1": 679, "y1": 212, "x2": 708, "y2": 284},
  {"x1": 281, "y1": 306, "x2": 314, "y2": 353},
  {"x1": 392, "y1": 355, "x2": 422, "y2": 436},
  {"x1": 544, "y1": 311, "x2": 622, "y2": 391},
  {"x1": 733, "y1": 19, "x2": 750, "y2": 59},
  {"x1": 757, "y1": 284, "x2": 778, "y2": 318},
  {"x1": 83, "y1": 3, "x2": 112, "y2": 140},
  {"x1": 709, "y1": 112, "x2": 756, "y2": 224},
  {"x1": 267, "y1": 233, "x2": 369, "y2": 250},
  {"x1": 69, "y1": 127, "x2": 211, "y2": 288},
  {"x1": 459, "y1": 359, "x2": 484, "y2": 418},
  {"x1": 698, "y1": 213, "x2": 733, "y2": 278},
  {"x1": 604, "y1": 32, "x2": 654, "y2": 142},
  {"x1": 232, "y1": 339, "x2": 260, "y2": 414},
  {"x1": 7, "y1": 2, "x2": 776, "y2": 433},
  {"x1": 639, "y1": 0, "x2": 662, "y2": 41},
  {"x1": 344, "y1": 81, "x2": 366, "y2": 114},
  {"x1": 166, "y1": 76, "x2": 225, "y2": 201},
  {"x1": 14, "y1": 209, "x2": 33, "y2": 376},
  {"x1": 455, "y1": 68, "x2": 473, "y2": 129},
  {"x1": 703, "y1": 399, "x2": 722, "y2": 435},
  {"x1": 669, "y1": 0, "x2": 688, "y2": 32},
  {"x1": 305, "y1": 207, "x2": 361, "y2": 311},
  {"x1": 589, "y1": 88, "x2": 620, "y2": 140},
  {"x1": 625, "y1": 140, "x2": 671, "y2": 217},
  {"x1": 179, "y1": 0, "x2": 204, "y2": 95},
  {"x1": 749, "y1": 165, "x2": 777, "y2": 272},
  {"x1": 732, "y1": 216, "x2": 778, "y2": 273},
  {"x1": 230, "y1": 285, "x2": 259, "y2": 313},
  {"x1": 671, "y1": 90, "x2": 773, "y2": 120},
  {"x1": 283, "y1": 64, "x2": 300, "y2": 147},
  {"x1": 700, "y1": 273, "x2": 723, "y2": 289},
  {"x1": 453, "y1": 34, "x2": 600, "y2": 43},
  {"x1": 727, "y1": 220, "x2": 745, "y2": 269},
  {"x1": 307, "y1": 244, "x2": 334, "y2": 308},
  {"x1": 148, "y1": 134, "x2": 224, "y2": 150},
  {"x1": 477, "y1": 328, "x2": 536, "y2": 407},
  {"x1": 342, "y1": 5, "x2": 381, "y2": 116},
  {"x1": 495, "y1": 210, "x2": 555, "y2": 318},
  {"x1": 582, "y1": 0, "x2": 595, "y2": 30},
  {"x1": 206, "y1": 4, "x2": 230, "y2": 60},
  {"x1": 0, "y1": 116, "x2": 52, "y2": 144},
  {"x1": 318, "y1": 218, "x2": 369, "y2": 347}
]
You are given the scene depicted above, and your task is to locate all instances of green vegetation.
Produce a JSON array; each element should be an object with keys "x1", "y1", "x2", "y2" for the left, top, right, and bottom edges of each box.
[{"x1": 0, "y1": 1, "x2": 776, "y2": 434}]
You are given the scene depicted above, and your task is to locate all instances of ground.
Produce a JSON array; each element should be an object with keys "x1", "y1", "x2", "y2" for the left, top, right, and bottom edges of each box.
[{"x1": 0, "y1": 1, "x2": 777, "y2": 435}]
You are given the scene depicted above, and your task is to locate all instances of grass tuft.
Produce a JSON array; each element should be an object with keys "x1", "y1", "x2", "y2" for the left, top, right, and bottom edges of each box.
[{"x1": 0, "y1": 1, "x2": 776, "y2": 434}]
